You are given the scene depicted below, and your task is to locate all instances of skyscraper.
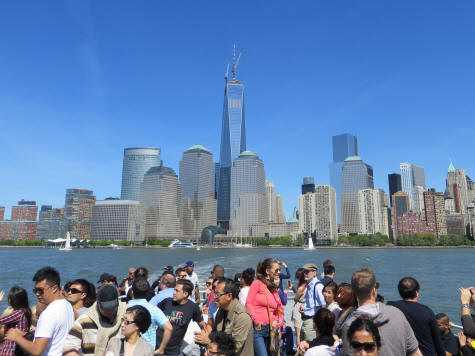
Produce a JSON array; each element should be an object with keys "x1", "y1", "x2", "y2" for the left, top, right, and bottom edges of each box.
[
  {"x1": 64, "y1": 189, "x2": 96, "y2": 239},
  {"x1": 391, "y1": 191, "x2": 410, "y2": 240},
  {"x1": 266, "y1": 181, "x2": 277, "y2": 223},
  {"x1": 388, "y1": 173, "x2": 402, "y2": 206},
  {"x1": 445, "y1": 161, "x2": 470, "y2": 214},
  {"x1": 315, "y1": 185, "x2": 338, "y2": 241},
  {"x1": 341, "y1": 156, "x2": 374, "y2": 234},
  {"x1": 218, "y1": 46, "x2": 246, "y2": 229},
  {"x1": 230, "y1": 151, "x2": 267, "y2": 237},
  {"x1": 329, "y1": 133, "x2": 358, "y2": 223},
  {"x1": 302, "y1": 177, "x2": 316, "y2": 194},
  {"x1": 179, "y1": 145, "x2": 217, "y2": 240},
  {"x1": 298, "y1": 192, "x2": 316, "y2": 237},
  {"x1": 137, "y1": 166, "x2": 182, "y2": 239},
  {"x1": 358, "y1": 189, "x2": 389, "y2": 236},
  {"x1": 400, "y1": 162, "x2": 426, "y2": 210},
  {"x1": 121, "y1": 147, "x2": 161, "y2": 201}
]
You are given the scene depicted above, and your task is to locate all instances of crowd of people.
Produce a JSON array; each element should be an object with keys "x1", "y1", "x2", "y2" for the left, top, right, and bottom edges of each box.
[{"x1": 0, "y1": 258, "x2": 474, "y2": 356}]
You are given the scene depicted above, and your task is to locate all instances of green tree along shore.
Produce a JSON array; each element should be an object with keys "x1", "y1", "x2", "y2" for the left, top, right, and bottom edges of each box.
[{"x1": 1, "y1": 234, "x2": 474, "y2": 247}]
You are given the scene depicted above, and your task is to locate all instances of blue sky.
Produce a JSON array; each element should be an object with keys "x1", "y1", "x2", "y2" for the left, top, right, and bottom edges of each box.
[{"x1": 1, "y1": 1, "x2": 474, "y2": 218}]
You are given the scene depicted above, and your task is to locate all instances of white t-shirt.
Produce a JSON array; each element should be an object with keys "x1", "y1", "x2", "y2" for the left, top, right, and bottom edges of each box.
[
  {"x1": 304, "y1": 345, "x2": 339, "y2": 356},
  {"x1": 34, "y1": 298, "x2": 74, "y2": 356},
  {"x1": 186, "y1": 271, "x2": 199, "y2": 300},
  {"x1": 238, "y1": 286, "x2": 250, "y2": 306}
]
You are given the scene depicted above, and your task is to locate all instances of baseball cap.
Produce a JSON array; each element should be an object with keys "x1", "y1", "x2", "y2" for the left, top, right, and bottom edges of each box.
[
  {"x1": 97, "y1": 273, "x2": 114, "y2": 283},
  {"x1": 185, "y1": 261, "x2": 194, "y2": 267},
  {"x1": 97, "y1": 284, "x2": 118, "y2": 310},
  {"x1": 302, "y1": 263, "x2": 318, "y2": 271}
]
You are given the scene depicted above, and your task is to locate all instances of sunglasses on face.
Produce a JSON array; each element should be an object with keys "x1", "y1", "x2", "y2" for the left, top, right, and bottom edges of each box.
[
  {"x1": 65, "y1": 287, "x2": 84, "y2": 294},
  {"x1": 121, "y1": 317, "x2": 135, "y2": 325},
  {"x1": 178, "y1": 274, "x2": 187, "y2": 279},
  {"x1": 33, "y1": 285, "x2": 52, "y2": 295},
  {"x1": 350, "y1": 341, "x2": 376, "y2": 353}
]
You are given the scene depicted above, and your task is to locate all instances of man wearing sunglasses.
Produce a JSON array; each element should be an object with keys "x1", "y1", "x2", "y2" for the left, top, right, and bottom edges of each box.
[
  {"x1": 6, "y1": 266, "x2": 74, "y2": 356},
  {"x1": 65, "y1": 279, "x2": 94, "y2": 318}
]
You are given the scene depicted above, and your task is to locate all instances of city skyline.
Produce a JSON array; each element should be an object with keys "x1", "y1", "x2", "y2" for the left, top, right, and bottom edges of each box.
[{"x1": 1, "y1": 1, "x2": 475, "y2": 218}]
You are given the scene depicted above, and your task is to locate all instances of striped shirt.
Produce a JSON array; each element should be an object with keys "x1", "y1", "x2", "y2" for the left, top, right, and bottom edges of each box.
[
  {"x1": 62, "y1": 314, "x2": 98, "y2": 356},
  {"x1": 0, "y1": 309, "x2": 29, "y2": 356}
]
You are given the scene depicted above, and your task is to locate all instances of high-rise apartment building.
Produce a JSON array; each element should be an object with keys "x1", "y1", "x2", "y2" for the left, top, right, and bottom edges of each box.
[
  {"x1": 0, "y1": 206, "x2": 4, "y2": 221},
  {"x1": 179, "y1": 145, "x2": 217, "y2": 241},
  {"x1": 329, "y1": 133, "x2": 358, "y2": 223},
  {"x1": 230, "y1": 151, "x2": 267, "y2": 237},
  {"x1": 413, "y1": 185, "x2": 425, "y2": 214},
  {"x1": 39, "y1": 205, "x2": 64, "y2": 220},
  {"x1": 422, "y1": 190, "x2": 447, "y2": 238},
  {"x1": 341, "y1": 156, "x2": 374, "y2": 234},
  {"x1": 315, "y1": 185, "x2": 338, "y2": 241},
  {"x1": 391, "y1": 191, "x2": 410, "y2": 240},
  {"x1": 299, "y1": 192, "x2": 316, "y2": 237},
  {"x1": 445, "y1": 161, "x2": 471, "y2": 214},
  {"x1": 358, "y1": 189, "x2": 389, "y2": 236},
  {"x1": 218, "y1": 46, "x2": 247, "y2": 229},
  {"x1": 137, "y1": 166, "x2": 182, "y2": 239},
  {"x1": 302, "y1": 177, "x2": 316, "y2": 195},
  {"x1": 0, "y1": 200, "x2": 38, "y2": 240},
  {"x1": 121, "y1": 147, "x2": 161, "y2": 201},
  {"x1": 388, "y1": 174, "x2": 402, "y2": 206},
  {"x1": 64, "y1": 189, "x2": 96, "y2": 240},
  {"x1": 90, "y1": 200, "x2": 145, "y2": 242},
  {"x1": 400, "y1": 162, "x2": 426, "y2": 210}
]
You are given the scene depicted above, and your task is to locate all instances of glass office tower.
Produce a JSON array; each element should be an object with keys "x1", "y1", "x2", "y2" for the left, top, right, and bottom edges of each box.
[
  {"x1": 217, "y1": 66, "x2": 246, "y2": 228},
  {"x1": 329, "y1": 134, "x2": 358, "y2": 223},
  {"x1": 121, "y1": 147, "x2": 161, "y2": 201}
]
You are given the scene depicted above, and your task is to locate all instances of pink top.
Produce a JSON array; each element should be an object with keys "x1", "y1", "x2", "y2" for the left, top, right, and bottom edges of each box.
[{"x1": 246, "y1": 279, "x2": 284, "y2": 328}]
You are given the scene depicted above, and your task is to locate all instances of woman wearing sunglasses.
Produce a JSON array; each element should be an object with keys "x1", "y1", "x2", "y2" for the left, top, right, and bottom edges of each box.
[
  {"x1": 347, "y1": 317, "x2": 381, "y2": 356},
  {"x1": 106, "y1": 305, "x2": 153, "y2": 356}
]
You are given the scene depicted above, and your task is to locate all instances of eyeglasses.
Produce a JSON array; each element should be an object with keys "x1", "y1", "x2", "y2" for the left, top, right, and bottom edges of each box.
[
  {"x1": 214, "y1": 292, "x2": 228, "y2": 299},
  {"x1": 33, "y1": 285, "x2": 52, "y2": 295},
  {"x1": 178, "y1": 274, "x2": 188, "y2": 279},
  {"x1": 350, "y1": 341, "x2": 376, "y2": 353},
  {"x1": 65, "y1": 287, "x2": 84, "y2": 294},
  {"x1": 121, "y1": 317, "x2": 135, "y2": 325}
]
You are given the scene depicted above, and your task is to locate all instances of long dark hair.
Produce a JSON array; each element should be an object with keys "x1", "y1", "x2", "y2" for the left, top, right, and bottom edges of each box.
[
  {"x1": 8, "y1": 286, "x2": 32, "y2": 327},
  {"x1": 256, "y1": 258, "x2": 278, "y2": 293}
]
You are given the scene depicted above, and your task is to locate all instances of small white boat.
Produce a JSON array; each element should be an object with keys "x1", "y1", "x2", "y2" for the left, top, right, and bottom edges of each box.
[
  {"x1": 196, "y1": 246, "x2": 201, "y2": 251},
  {"x1": 169, "y1": 239, "x2": 194, "y2": 248},
  {"x1": 59, "y1": 232, "x2": 72, "y2": 251},
  {"x1": 108, "y1": 244, "x2": 121, "y2": 249}
]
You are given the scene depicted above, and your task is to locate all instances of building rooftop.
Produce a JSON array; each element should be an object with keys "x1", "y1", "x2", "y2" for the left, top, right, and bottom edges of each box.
[
  {"x1": 238, "y1": 150, "x2": 258, "y2": 158},
  {"x1": 344, "y1": 155, "x2": 363, "y2": 162},
  {"x1": 145, "y1": 166, "x2": 177, "y2": 177},
  {"x1": 96, "y1": 200, "x2": 141, "y2": 206},
  {"x1": 448, "y1": 159, "x2": 455, "y2": 173},
  {"x1": 287, "y1": 218, "x2": 299, "y2": 224},
  {"x1": 185, "y1": 144, "x2": 212, "y2": 154}
]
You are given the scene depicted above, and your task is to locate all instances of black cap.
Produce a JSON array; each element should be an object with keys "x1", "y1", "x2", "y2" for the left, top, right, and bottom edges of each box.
[
  {"x1": 97, "y1": 284, "x2": 118, "y2": 310},
  {"x1": 98, "y1": 273, "x2": 114, "y2": 283}
]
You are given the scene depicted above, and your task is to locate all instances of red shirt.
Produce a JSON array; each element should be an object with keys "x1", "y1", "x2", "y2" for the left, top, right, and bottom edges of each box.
[
  {"x1": 0, "y1": 309, "x2": 29, "y2": 356},
  {"x1": 245, "y1": 280, "x2": 284, "y2": 327}
]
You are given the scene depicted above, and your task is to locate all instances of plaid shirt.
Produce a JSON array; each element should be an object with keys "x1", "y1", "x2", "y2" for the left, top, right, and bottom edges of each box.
[{"x1": 0, "y1": 309, "x2": 29, "y2": 356}]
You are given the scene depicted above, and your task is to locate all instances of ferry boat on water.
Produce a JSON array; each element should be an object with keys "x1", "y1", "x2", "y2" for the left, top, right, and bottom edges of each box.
[{"x1": 169, "y1": 239, "x2": 194, "y2": 248}]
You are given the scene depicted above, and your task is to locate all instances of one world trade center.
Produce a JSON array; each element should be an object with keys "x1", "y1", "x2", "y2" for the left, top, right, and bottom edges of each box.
[{"x1": 217, "y1": 45, "x2": 246, "y2": 229}]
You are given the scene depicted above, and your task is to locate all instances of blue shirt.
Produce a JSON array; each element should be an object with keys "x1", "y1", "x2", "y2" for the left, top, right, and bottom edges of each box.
[
  {"x1": 128, "y1": 299, "x2": 169, "y2": 348},
  {"x1": 304, "y1": 277, "x2": 325, "y2": 317},
  {"x1": 149, "y1": 288, "x2": 174, "y2": 306}
]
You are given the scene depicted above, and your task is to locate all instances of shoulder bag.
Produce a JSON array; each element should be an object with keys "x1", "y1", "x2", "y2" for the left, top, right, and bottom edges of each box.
[{"x1": 264, "y1": 286, "x2": 281, "y2": 356}]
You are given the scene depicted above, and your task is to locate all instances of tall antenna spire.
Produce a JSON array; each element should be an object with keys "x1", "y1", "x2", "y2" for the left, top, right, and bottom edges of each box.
[{"x1": 232, "y1": 44, "x2": 236, "y2": 81}]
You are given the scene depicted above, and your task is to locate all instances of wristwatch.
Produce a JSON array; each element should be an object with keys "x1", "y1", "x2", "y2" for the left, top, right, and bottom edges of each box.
[{"x1": 462, "y1": 304, "x2": 471, "y2": 309}]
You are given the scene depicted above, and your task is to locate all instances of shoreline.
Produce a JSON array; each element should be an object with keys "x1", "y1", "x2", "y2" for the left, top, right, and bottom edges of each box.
[{"x1": 0, "y1": 245, "x2": 474, "y2": 249}]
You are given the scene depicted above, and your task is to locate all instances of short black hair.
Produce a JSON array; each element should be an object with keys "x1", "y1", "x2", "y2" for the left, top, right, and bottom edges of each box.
[
  {"x1": 134, "y1": 267, "x2": 149, "y2": 280},
  {"x1": 175, "y1": 268, "x2": 185, "y2": 276},
  {"x1": 241, "y1": 268, "x2": 255, "y2": 286},
  {"x1": 397, "y1": 277, "x2": 420, "y2": 299},
  {"x1": 208, "y1": 331, "x2": 236, "y2": 356},
  {"x1": 33, "y1": 266, "x2": 60, "y2": 287},
  {"x1": 347, "y1": 317, "x2": 382, "y2": 349},
  {"x1": 132, "y1": 278, "x2": 150, "y2": 299},
  {"x1": 177, "y1": 279, "x2": 194, "y2": 297},
  {"x1": 126, "y1": 305, "x2": 151, "y2": 333},
  {"x1": 324, "y1": 264, "x2": 335, "y2": 276},
  {"x1": 221, "y1": 279, "x2": 239, "y2": 299},
  {"x1": 312, "y1": 308, "x2": 335, "y2": 336},
  {"x1": 435, "y1": 313, "x2": 449, "y2": 322},
  {"x1": 71, "y1": 279, "x2": 96, "y2": 307}
]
